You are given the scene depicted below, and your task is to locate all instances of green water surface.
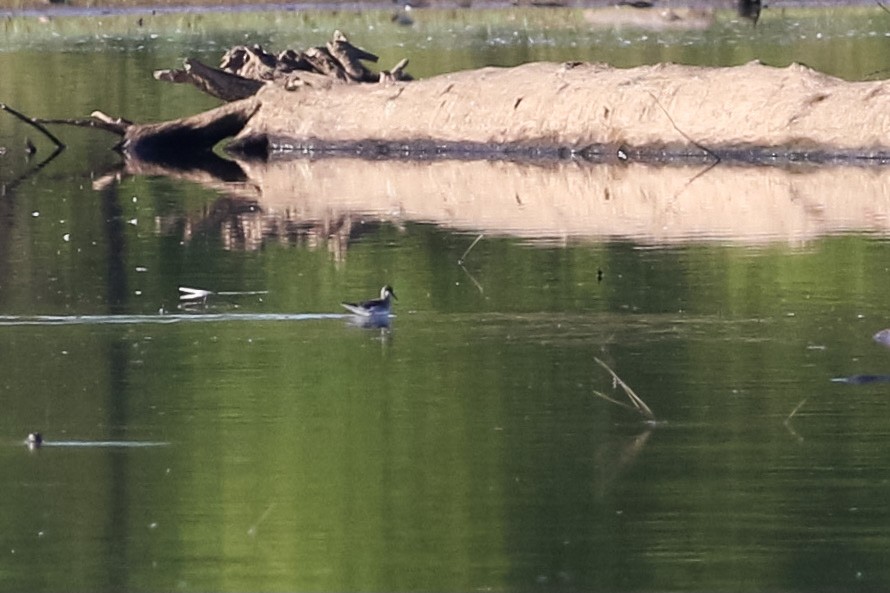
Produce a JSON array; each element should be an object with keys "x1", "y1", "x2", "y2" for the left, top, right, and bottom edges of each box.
[{"x1": 2, "y1": 5, "x2": 890, "y2": 592}]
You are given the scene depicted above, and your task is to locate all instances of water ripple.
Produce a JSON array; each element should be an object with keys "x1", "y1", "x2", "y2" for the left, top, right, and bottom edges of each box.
[
  {"x1": 39, "y1": 441, "x2": 170, "y2": 448},
  {"x1": 0, "y1": 313, "x2": 349, "y2": 326}
]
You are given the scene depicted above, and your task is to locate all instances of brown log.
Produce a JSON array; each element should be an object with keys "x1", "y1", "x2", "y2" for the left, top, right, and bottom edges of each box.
[
  {"x1": 153, "y1": 33, "x2": 411, "y2": 102},
  {"x1": 302, "y1": 46, "x2": 350, "y2": 82},
  {"x1": 122, "y1": 96, "x2": 261, "y2": 162},
  {"x1": 326, "y1": 30, "x2": 378, "y2": 83},
  {"x1": 90, "y1": 111, "x2": 133, "y2": 134},
  {"x1": 0, "y1": 102, "x2": 66, "y2": 148},
  {"x1": 380, "y1": 58, "x2": 413, "y2": 83},
  {"x1": 276, "y1": 49, "x2": 314, "y2": 74},
  {"x1": 220, "y1": 45, "x2": 278, "y2": 80},
  {"x1": 154, "y1": 59, "x2": 266, "y2": 102},
  {"x1": 280, "y1": 70, "x2": 345, "y2": 92}
]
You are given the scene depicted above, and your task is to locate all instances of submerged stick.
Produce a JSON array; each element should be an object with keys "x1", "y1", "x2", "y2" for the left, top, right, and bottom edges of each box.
[
  {"x1": 594, "y1": 356, "x2": 655, "y2": 421},
  {"x1": 247, "y1": 503, "x2": 276, "y2": 537},
  {"x1": 458, "y1": 233, "x2": 484, "y2": 265},
  {"x1": 457, "y1": 233, "x2": 485, "y2": 293},
  {"x1": 0, "y1": 103, "x2": 66, "y2": 150},
  {"x1": 458, "y1": 263, "x2": 484, "y2": 294},
  {"x1": 785, "y1": 396, "x2": 808, "y2": 424},
  {"x1": 783, "y1": 396, "x2": 808, "y2": 442},
  {"x1": 592, "y1": 389, "x2": 637, "y2": 411}
]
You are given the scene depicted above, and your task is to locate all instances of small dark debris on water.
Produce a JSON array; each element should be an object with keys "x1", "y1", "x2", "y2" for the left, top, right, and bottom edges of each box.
[
  {"x1": 25, "y1": 138, "x2": 36, "y2": 157},
  {"x1": 597, "y1": 268, "x2": 604, "y2": 282}
]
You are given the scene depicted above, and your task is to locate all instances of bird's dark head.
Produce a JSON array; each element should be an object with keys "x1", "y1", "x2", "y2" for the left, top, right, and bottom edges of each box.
[{"x1": 382, "y1": 285, "x2": 397, "y2": 300}]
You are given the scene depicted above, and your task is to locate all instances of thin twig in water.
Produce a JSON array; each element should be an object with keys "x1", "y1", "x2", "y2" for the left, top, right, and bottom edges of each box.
[
  {"x1": 877, "y1": 0, "x2": 890, "y2": 15},
  {"x1": 592, "y1": 390, "x2": 636, "y2": 411},
  {"x1": 646, "y1": 92, "x2": 720, "y2": 164},
  {"x1": 785, "y1": 396, "x2": 808, "y2": 424},
  {"x1": 459, "y1": 263, "x2": 484, "y2": 294},
  {"x1": 783, "y1": 397, "x2": 808, "y2": 442},
  {"x1": 594, "y1": 357, "x2": 655, "y2": 421},
  {"x1": 0, "y1": 103, "x2": 65, "y2": 150},
  {"x1": 247, "y1": 503, "x2": 276, "y2": 537},
  {"x1": 458, "y1": 233, "x2": 484, "y2": 265}
]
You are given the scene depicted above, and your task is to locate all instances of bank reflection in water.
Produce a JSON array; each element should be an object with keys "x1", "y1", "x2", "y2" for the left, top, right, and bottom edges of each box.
[{"x1": 118, "y1": 156, "x2": 890, "y2": 250}]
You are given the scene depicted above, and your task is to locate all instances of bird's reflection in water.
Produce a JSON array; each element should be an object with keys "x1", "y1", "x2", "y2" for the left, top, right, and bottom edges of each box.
[
  {"x1": 347, "y1": 314, "x2": 392, "y2": 333},
  {"x1": 345, "y1": 313, "x2": 394, "y2": 348},
  {"x1": 346, "y1": 313, "x2": 392, "y2": 330}
]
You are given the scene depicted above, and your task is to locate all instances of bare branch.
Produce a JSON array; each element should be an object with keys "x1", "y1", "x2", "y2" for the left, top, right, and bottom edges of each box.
[
  {"x1": 785, "y1": 396, "x2": 808, "y2": 423},
  {"x1": 594, "y1": 357, "x2": 655, "y2": 421},
  {"x1": 458, "y1": 233, "x2": 484, "y2": 265},
  {"x1": 0, "y1": 103, "x2": 65, "y2": 149}
]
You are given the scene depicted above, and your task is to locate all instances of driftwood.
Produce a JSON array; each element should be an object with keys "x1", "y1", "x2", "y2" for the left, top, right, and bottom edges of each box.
[
  {"x1": 326, "y1": 29, "x2": 380, "y2": 82},
  {"x1": 153, "y1": 30, "x2": 411, "y2": 102},
  {"x1": 155, "y1": 59, "x2": 266, "y2": 102},
  {"x1": 0, "y1": 102, "x2": 66, "y2": 149},
  {"x1": 37, "y1": 113, "x2": 131, "y2": 136},
  {"x1": 121, "y1": 98, "x2": 261, "y2": 163}
]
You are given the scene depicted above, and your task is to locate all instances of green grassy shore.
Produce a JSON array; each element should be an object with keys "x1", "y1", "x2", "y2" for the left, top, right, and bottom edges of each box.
[{"x1": 0, "y1": 0, "x2": 868, "y2": 12}]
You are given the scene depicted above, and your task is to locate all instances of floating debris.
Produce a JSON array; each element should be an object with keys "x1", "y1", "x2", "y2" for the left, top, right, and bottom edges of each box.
[
  {"x1": 26, "y1": 432, "x2": 42, "y2": 450},
  {"x1": 592, "y1": 357, "x2": 656, "y2": 423}
]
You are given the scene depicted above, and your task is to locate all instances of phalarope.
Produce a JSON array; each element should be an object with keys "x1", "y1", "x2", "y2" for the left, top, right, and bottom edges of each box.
[{"x1": 341, "y1": 285, "x2": 397, "y2": 317}]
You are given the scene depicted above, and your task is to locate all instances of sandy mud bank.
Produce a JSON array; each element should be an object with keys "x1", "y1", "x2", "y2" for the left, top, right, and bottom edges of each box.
[{"x1": 125, "y1": 54, "x2": 890, "y2": 164}]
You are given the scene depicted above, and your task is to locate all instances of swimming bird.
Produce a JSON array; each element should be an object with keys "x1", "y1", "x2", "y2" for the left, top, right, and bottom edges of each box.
[{"x1": 341, "y1": 285, "x2": 397, "y2": 317}]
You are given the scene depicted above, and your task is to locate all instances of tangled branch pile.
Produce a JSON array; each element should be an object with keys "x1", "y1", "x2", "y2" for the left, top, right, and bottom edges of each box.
[{"x1": 153, "y1": 30, "x2": 411, "y2": 102}]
